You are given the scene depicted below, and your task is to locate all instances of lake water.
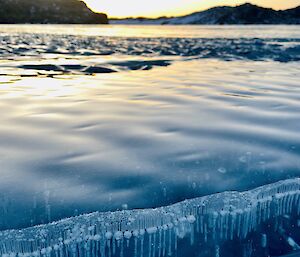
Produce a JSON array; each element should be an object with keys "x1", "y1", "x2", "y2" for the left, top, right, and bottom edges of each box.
[{"x1": 0, "y1": 25, "x2": 299, "y2": 257}]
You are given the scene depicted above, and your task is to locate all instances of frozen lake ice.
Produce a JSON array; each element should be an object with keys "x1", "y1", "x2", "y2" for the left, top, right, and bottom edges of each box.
[{"x1": 0, "y1": 25, "x2": 299, "y2": 257}]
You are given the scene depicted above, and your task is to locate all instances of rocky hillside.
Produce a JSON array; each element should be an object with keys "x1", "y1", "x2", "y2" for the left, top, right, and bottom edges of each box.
[
  {"x1": 0, "y1": 0, "x2": 108, "y2": 24},
  {"x1": 112, "y1": 3, "x2": 300, "y2": 25}
]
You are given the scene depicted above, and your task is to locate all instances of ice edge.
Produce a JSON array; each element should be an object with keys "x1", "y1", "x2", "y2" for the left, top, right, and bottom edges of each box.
[{"x1": 0, "y1": 178, "x2": 299, "y2": 257}]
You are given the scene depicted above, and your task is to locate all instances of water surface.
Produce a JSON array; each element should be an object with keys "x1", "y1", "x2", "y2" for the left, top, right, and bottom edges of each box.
[{"x1": 0, "y1": 25, "x2": 299, "y2": 231}]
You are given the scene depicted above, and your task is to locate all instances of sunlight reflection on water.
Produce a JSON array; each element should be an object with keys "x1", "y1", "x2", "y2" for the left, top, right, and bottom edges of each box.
[
  {"x1": 0, "y1": 57, "x2": 299, "y2": 229},
  {"x1": 0, "y1": 24, "x2": 300, "y2": 38}
]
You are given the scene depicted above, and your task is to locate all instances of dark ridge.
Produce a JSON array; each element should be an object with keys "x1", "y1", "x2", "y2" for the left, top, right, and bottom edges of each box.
[
  {"x1": 83, "y1": 66, "x2": 117, "y2": 74},
  {"x1": 0, "y1": 0, "x2": 108, "y2": 24},
  {"x1": 14, "y1": 60, "x2": 172, "y2": 75}
]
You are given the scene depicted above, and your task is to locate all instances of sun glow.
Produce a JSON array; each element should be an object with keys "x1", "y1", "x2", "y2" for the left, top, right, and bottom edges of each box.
[{"x1": 84, "y1": 0, "x2": 300, "y2": 18}]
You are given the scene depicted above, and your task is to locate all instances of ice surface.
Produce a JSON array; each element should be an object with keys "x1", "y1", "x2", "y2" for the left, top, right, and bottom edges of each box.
[
  {"x1": 0, "y1": 25, "x2": 300, "y2": 257},
  {"x1": 0, "y1": 33, "x2": 300, "y2": 62},
  {"x1": 0, "y1": 178, "x2": 299, "y2": 257},
  {"x1": 1, "y1": 33, "x2": 299, "y2": 78}
]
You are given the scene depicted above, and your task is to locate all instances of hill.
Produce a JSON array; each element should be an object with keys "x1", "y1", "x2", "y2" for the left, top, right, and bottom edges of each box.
[
  {"x1": 111, "y1": 3, "x2": 300, "y2": 25},
  {"x1": 0, "y1": 0, "x2": 108, "y2": 24}
]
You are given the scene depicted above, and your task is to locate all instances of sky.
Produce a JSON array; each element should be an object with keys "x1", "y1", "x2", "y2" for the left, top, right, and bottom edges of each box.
[{"x1": 83, "y1": 0, "x2": 300, "y2": 18}]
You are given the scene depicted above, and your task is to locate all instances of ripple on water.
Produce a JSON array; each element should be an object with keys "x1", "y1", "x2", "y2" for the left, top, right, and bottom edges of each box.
[{"x1": 0, "y1": 57, "x2": 299, "y2": 230}]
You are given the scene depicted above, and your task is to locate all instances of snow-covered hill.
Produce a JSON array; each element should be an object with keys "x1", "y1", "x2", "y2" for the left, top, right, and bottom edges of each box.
[{"x1": 111, "y1": 3, "x2": 300, "y2": 25}]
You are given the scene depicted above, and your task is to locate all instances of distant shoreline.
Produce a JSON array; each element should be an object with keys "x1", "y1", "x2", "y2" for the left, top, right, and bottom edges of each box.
[
  {"x1": 110, "y1": 3, "x2": 300, "y2": 25},
  {"x1": 0, "y1": 2, "x2": 299, "y2": 25},
  {"x1": 1, "y1": 23, "x2": 300, "y2": 25}
]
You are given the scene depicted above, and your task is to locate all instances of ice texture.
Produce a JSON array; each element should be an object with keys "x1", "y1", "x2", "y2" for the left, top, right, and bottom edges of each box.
[
  {"x1": 0, "y1": 178, "x2": 299, "y2": 257},
  {"x1": 0, "y1": 33, "x2": 300, "y2": 62}
]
